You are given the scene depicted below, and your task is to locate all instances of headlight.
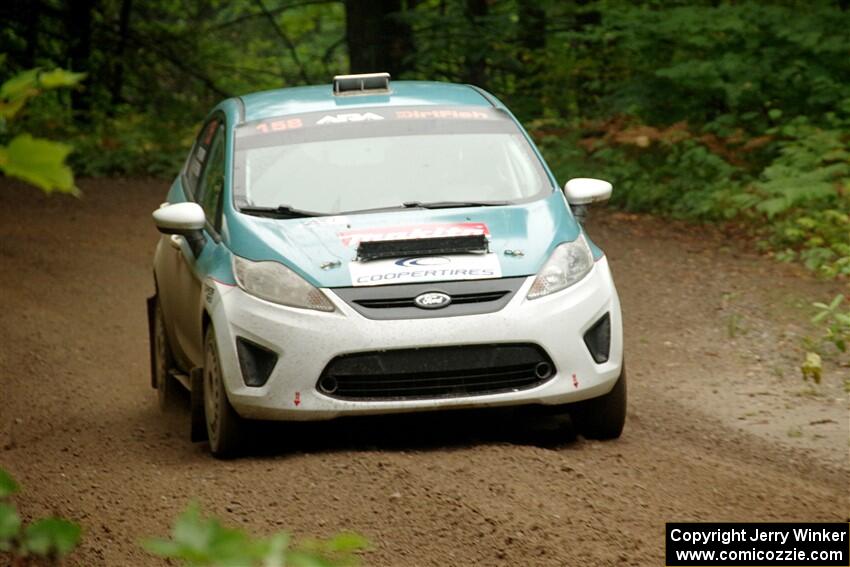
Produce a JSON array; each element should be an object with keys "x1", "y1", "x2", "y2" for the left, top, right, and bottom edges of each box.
[
  {"x1": 527, "y1": 235, "x2": 594, "y2": 299},
  {"x1": 232, "y1": 256, "x2": 335, "y2": 312}
]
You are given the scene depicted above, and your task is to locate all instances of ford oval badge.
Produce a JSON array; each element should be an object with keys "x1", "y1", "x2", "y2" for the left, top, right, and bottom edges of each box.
[{"x1": 414, "y1": 292, "x2": 452, "y2": 309}]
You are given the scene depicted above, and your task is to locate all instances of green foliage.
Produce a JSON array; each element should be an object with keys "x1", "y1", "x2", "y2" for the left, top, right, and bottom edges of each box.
[
  {"x1": 145, "y1": 502, "x2": 368, "y2": 567},
  {"x1": 0, "y1": 468, "x2": 82, "y2": 563},
  {"x1": 528, "y1": 1, "x2": 850, "y2": 283},
  {"x1": 0, "y1": 66, "x2": 83, "y2": 193},
  {"x1": 4, "y1": 1, "x2": 346, "y2": 177},
  {"x1": 70, "y1": 113, "x2": 191, "y2": 177},
  {"x1": 0, "y1": 470, "x2": 18, "y2": 498},
  {"x1": 0, "y1": 134, "x2": 75, "y2": 194},
  {"x1": 802, "y1": 295, "x2": 850, "y2": 382},
  {"x1": 0, "y1": 504, "x2": 22, "y2": 547},
  {"x1": 20, "y1": 518, "x2": 82, "y2": 558},
  {"x1": 811, "y1": 295, "x2": 850, "y2": 354}
]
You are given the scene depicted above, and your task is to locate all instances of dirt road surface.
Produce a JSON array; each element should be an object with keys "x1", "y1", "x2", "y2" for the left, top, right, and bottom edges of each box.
[{"x1": 1, "y1": 179, "x2": 847, "y2": 566}]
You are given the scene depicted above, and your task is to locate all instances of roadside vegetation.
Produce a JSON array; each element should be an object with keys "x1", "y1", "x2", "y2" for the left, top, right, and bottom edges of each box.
[
  {"x1": 0, "y1": 469, "x2": 81, "y2": 566},
  {"x1": 1, "y1": 467, "x2": 367, "y2": 566}
]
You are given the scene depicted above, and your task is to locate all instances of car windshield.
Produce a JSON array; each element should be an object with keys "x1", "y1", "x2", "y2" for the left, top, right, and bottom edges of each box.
[{"x1": 232, "y1": 106, "x2": 552, "y2": 215}]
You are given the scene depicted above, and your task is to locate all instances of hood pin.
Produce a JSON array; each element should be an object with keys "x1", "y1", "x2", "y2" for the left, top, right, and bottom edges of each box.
[
  {"x1": 504, "y1": 249, "x2": 524, "y2": 257},
  {"x1": 320, "y1": 260, "x2": 341, "y2": 270}
]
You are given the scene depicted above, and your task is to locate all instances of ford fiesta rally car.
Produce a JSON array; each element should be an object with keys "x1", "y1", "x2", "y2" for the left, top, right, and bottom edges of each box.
[{"x1": 148, "y1": 73, "x2": 625, "y2": 457}]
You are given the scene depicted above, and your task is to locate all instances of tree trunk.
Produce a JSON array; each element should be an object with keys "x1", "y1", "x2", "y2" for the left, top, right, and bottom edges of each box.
[
  {"x1": 66, "y1": 0, "x2": 96, "y2": 114},
  {"x1": 462, "y1": 0, "x2": 488, "y2": 87},
  {"x1": 23, "y1": 0, "x2": 40, "y2": 67},
  {"x1": 344, "y1": 0, "x2": 414, "y2": 77},
  {"x1": 516, "y1": 0, "x2": 546, "y2": 118},
  {"x1": 110, "y1": 0, "x2": 132, "y2": 106},
  {"x1": 518, "y1": 0, "x2": 545, "y2": 51}
]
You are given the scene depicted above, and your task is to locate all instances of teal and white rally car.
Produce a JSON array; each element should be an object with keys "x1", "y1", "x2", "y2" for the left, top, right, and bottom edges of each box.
[{"x1": 148, "y1": 73, "x2": 625, "y2": 457}]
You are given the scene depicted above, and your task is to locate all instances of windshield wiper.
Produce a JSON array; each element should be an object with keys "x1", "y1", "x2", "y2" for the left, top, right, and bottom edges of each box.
[
  {"x1": 401, "y1": 200, "x2": 509, "y2": 209},
  {"x1": 240, "y1": 200, "x2": 510, "y2": 219},
  {"x1": 239, "y1": 205, "x2": 323, "y2": 219}
]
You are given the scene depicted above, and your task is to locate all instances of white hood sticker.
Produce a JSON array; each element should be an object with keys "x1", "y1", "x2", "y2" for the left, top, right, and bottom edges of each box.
[
  {"x1": 339, "y1": 222, "x2": 489, "y2": 247},
  {"x1": 349, "y1": 254, "x2": 501, "y2": 287}
]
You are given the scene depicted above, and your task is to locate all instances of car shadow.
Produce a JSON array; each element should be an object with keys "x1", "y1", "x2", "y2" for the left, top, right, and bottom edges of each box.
[
  {"x1": 235, "y1": 405, "x2": 581, "y2": 458},
  {"x1": 142, "y1": 386, "x2": 584, "y2": 460}
]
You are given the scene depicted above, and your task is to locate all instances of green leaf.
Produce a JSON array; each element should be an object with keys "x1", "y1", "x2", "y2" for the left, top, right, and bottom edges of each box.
[
  {"x1": 142, "y1": 539, "x2": 184, "y2": 557},
  {"x1": 0, "y1": 67, "x2": 83, "y2": 120},
  {"x1": 0, "y1": 69, "x2": 39, "y2": 101},
  {"x1": 768, "y1": 108, "x2": 782, "y2": 120},
  {"x1": 170, "y1": 502, "x2": 213, "y2": 552},
  {"x1": 0, "y1": 503, "x2": 21, "y2": 541},
  {"x1": 286, "y1": 550, "x2": 334, "y2": 567},
  {"x1": 828, "y1": 294, "x2": 844, "y2": 310},
  {"x1": 262, "y1": 533, "x2": 289, "y2": 567},
  {"x1": 145, "y1": 502, "x2": 266, "y2": 565},
  {"x1": 326, "y1": 532, "x2": 369, "y2": 553},
  {"x1": 811, "y1": 310, "x2": 829, "y2": 324},
  {"x1": 800, "y1": 351, "x2": 822, "y2": 384},
  {"x1": 37, "y1": 69, "x2": 85, "y2": 90},
  {"x1": 21, "y1": 517, "x2": 82, "y2": 557},
  {"x1": 756, "y1": 197, "x2": 789, "y2": 218},
  {"x1": 148, "y1": 503, "x2": 365, "y2": 566},
  {"x1": 0, "y1": 469, "x2": 19, "y2": 498},
  {"x1": 0, "y1": 134, "x2": 77, "y2": 194}
]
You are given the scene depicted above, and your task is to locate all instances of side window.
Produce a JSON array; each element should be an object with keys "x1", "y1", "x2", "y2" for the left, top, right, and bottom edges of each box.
[
  {"x1": 197, "y1": 125, "x2": 226, "y2": 231},
  {"x1": 185, "y1": 119, "x2": 220, "y2": 195}
]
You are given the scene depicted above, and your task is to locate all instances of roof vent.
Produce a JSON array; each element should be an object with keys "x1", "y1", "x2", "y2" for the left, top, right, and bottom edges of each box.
[{"x1": 333, "y1": 72, "x2": 391, "y2": 96}]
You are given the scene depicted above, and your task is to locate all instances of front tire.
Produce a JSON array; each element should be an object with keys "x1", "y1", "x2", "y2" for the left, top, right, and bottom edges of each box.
[
  {"x1": 154, "y1": 298, "x2": 181, "y2": 412},
  {"x1": 203, "y1": 325, "x2": 243, "y2": 458},
  {"x1": 571, "y1": 367, "x2": 627, "y2": 440}
]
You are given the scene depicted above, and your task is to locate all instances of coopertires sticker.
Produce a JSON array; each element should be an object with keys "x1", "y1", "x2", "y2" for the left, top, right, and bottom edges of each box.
[{"x1": 349, "y1": 254, "x2": 502, "y2": 286}]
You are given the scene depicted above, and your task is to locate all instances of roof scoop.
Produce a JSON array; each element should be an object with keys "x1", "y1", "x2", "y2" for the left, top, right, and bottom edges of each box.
[
  {"x1": 333, "y1": 72, "x2": 391, "y2": 96},
  {"x1": 357, "y1": 234, "x2": 489, "y2": 262}
]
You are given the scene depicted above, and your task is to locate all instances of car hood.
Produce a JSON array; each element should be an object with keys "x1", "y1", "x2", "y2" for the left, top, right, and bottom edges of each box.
[{"x1": 225, "y1": 191, "x2": 586, "y2": 288}]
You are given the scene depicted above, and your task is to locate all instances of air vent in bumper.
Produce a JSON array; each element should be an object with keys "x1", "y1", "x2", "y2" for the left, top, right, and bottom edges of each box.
[
  {"x1": 317, "y1": 343, "x2": 555, "y2": 400},
  {"x1": 236, "y1": 337, "x2": 278, "y2": 387}
]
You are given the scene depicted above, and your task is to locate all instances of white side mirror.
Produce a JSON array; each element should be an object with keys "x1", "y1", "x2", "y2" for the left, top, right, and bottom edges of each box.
[
  {"x1": 152, "y1": 202, "x2": 206, "y2": 235},
  {"x1": 564, "y1": 178, "x2": 613, "y2": 206}
]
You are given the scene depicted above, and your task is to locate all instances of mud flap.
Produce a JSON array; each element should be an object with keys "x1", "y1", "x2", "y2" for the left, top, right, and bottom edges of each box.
[
  {"x1": 146, "y1": 295, "x2": 157, "y2": 389},
  {"x1": 190, "y1": 367, "x2": 208, "y2": 442}
]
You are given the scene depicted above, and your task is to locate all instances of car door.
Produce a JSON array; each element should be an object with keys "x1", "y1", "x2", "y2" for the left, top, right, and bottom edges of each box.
[{"x1": 165, "y1": 118, "x2": 227, "y2": 371}]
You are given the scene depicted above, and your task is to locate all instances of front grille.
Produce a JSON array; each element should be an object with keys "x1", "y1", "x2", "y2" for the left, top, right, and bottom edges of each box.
[
  {"x1": 317, "y1": 344, "x2": 555, "y2": 400},
  {"x1": 331, "y1": 277, "x2": 525, "y2": 320},
  {"x1": 354, "y1": 290, "x2": 509, "y2": 309}
]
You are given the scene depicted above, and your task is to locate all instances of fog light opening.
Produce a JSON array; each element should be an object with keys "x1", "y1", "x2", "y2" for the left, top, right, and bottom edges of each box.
[
  {"x1": 319, "y1": 375, "x2": 338, "y2": 394},
  {"x1": 236, "y1": 337, "x2": 278, "y2": 387},
  {"x1": 534, "y1": 361, "x2": 554, "y2": 380},
  {"x1": 583, "y1": 312, "x2": 611, "y2": 364}
]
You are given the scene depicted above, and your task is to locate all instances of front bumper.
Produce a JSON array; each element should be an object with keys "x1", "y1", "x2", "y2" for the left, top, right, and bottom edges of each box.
[{"x1": 208, "y1": 257, "x2": 623, "y2": 421}]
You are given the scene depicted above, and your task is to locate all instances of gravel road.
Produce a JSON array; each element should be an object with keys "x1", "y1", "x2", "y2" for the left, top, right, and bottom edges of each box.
[{"x1": 1, "y1": 178, "x2": 847, "y2": 566}]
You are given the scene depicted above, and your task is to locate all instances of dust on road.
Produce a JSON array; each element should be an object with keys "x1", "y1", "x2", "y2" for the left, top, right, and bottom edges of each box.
[{"x1": 0, "y1": 179, "x2": 847, "y2": 566}]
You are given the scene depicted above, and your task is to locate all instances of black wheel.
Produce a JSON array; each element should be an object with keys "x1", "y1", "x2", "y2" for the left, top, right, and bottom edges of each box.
[
  {"x1": 154, "y1": 298, "x2": 182, "y2": 412},
  {"x1": 203, "y1": 325, "x2": 243, "y2": 458},
  {"x1": 571, "y1": 366, "x2": 627, "y2": 440}
]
